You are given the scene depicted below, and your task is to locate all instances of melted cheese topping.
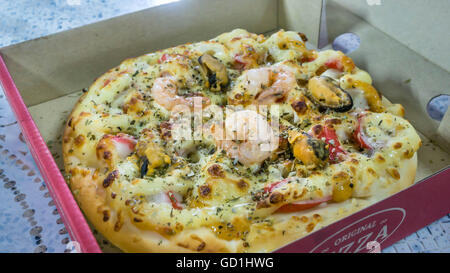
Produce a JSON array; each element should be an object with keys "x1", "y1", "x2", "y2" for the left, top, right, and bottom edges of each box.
[{"x1": 64, "y1": 29, "x2": 421, "y2": 249}]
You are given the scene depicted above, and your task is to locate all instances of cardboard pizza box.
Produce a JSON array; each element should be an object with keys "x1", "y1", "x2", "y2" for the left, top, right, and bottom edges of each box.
[{"x1": 0, "y1": 0, "x2": 448, "y2": 253}]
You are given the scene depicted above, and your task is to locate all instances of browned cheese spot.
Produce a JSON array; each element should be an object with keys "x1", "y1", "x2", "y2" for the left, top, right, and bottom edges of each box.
[
  {"x1": 103, "y1": 151, "x2": 112, "y2": 160},
  {"x1": 404, "y1": 149, "x2": 414, "y2": 159},
  {"x1": 269, "y1": 192, "x2": 283, "y2": 204},
  {"x1": 312, "y1": 214, "x2": 322, "y2": 222},
  {"x1": 325, "y1": 118, "x2": 341, "y2": 126},
  {"x1": 74, "y1": 134, "x2": 85, "y2": 146},
  {"x1": 102, "y1": 210, "x2": 110, "y2": 222},
  {"x1": 306, "y1": 222, "x2": 316, "y2": 232},
  {"x1": 387, "y1": 168, "x2": 401, "y2": 180},
  {"x1": 207, "y1": 164, "x2": 225, "y2": 178},
  {"x1": 376, "y1": 154, "x2": 386, "y2": 163},
  {"x1": 197, "y1": 242, "x2": 206, "y2": 251},
  {"x1": 312, "y1": 124, "x2": 323, "y2": 136},
  {"x1": 291, "y1": 100, "x2": 308, "y2": 114},
  {"x1": 198, "y1": 184, "x2": 212, "y2": 197},
  {"x1": 114, "y1": 211, "x2": 123, "y2": 232},
  {"x1": 236, "y1": 179, "x2": 248, "y2": 189},
  {"x1": 175, "y1": 222, "x2": 184, "y2": 232},
  {"x1": 103, "y1": 170, "x2": 118, "y2": 188},
  {"x1": 393, "y1": 142, "x2": 403, "y2": 149},
  {"x1": 367, "y1": 168, "x2": 377, "y2": 177}
]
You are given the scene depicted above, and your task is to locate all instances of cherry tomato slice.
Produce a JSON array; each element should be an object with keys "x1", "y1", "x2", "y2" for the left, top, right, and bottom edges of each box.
[
  {"x1": 325, "y1": 58, "x2": 343, "y2": 71},
  {"x1": 315, "y1": 126, "x2": 346, "y2": 163},
  {"x1": 353, "y1": 115, "x2": 372, "y2": 150}
]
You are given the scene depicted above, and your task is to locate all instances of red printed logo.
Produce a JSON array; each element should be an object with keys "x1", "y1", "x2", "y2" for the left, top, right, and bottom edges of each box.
[{"x1": 310, "y1": 208, "x2": 406, "y2": 253}]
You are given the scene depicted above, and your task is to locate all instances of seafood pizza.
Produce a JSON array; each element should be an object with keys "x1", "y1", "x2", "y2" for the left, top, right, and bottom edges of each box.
[{"x1": 63, "y1": 29, "x2": 421, "y2": 252}]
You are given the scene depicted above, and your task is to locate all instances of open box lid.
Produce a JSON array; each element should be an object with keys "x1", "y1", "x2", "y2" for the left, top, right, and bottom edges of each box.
[{"x1": 0, "y1": 0, "x2": 448, "y2": 252}]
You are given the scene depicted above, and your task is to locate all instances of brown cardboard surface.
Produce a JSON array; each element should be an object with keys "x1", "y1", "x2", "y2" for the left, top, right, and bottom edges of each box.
[
  {"x1": 278, "y1": 0, "x2": 323, "y2": 46},
  {"x1": 330, "y1": 0, "x2": 450, "y2": 72},
  {"x1": 1, "y1": 0, "x2": 449, "y2": 252}
]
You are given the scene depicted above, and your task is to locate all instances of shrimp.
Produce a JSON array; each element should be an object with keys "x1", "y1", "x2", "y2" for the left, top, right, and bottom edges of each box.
[
  {"x1": 151, "y1": 77, "x2": 210, "y2": 111},
  {"x1": 214, "y1": 110, "x2": 278, "y2": 166},
  {"x1": 228, "y1": 65, "x2": 297, "y2": 105}
]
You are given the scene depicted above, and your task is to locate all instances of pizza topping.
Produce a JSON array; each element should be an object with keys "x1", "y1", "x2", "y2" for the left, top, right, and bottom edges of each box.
[
  {"x1": 103, "y1": 170, "x2": 119, "y2": 188},
  {"x1": 351, "y1": 81, "x2": 384, "y2": 113},
  {"x1": 147, "y1": 191, "x2": 184, "y2": 210},
  {"x1": 291, "y1": 99, "x2": 308, "y2": 114},
  {"x1": 136, "y1": 145, "x2": 170, "y2": 177},
  {"x1": 198, "y1": 184, "x2": 212, "y2": 197},
  {"x1": 331, "y1": 171, "x2": 354, "y2": 202},
  {"x1": 217, "y1": 110, "x2": 278, "y2": 166},
  {"x1": 311, "y1": 125, "x2": 346, "y2": 163},
  {"x1": 96, "y1": 133, "x2": 137, "y2": 166},
  {"x1": 353, "y1": 113, "x2": 389, "y2": 151},
  {"x1": 207, "y1": 164, "x2": 225, "y2": 178},
  {"x1": 111, "y1": 134, "x2": 137, "y2": 158},
  {"x1": 354, "y1": 115, "x2": 374, "y2": 150},
  {"x1": 263, "y1": 179, "x2": 288, "y2": 194},
  {"x1": 167, "y1": 191, "x2": 184, "y2": 210},
  {"x1": 151, "y1": 77, "x2": 210, "y2": 111},
  {"x1": 198, "y1": 53, "x2": 229, "y2": 91},
  {"x1": 325, "y1": 55, "x2": 355, "y2": 73},
  {"x1": 64, "y1": 29, "x2": 423, "y2": 250},
  {"x1": 233, "y1": 54, "x2": 248, "y2": 70},
  {"x1": 228, "y1": 65, "x2": 296, "y2": 105},
  {"x1": 289, "y1": 131, "x2": 328, "y2": 168},
  {"x1": 307, "y1": 76, "x2": 353, "y2": 112}
]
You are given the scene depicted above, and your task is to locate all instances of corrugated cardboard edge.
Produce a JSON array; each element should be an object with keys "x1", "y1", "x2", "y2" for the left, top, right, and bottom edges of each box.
[{"x1": 0, "y1": 55, "x2": 101, "y2": 253}]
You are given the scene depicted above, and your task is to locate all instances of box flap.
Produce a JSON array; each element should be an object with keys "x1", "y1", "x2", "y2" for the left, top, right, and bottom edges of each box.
[{"x1": 278, "y1": 0, "x2": 324, "y2": 46}]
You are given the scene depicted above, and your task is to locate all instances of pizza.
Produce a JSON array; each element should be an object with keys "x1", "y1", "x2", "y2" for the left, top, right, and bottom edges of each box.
[{"x1": 62, "y1": 29, "x2": 421, "y2": 252}]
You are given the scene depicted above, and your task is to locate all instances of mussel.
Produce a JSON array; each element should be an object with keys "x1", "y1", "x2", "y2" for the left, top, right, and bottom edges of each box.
[
  {"x1": 289, "y1": 131, "x2": 328, "y2": 168},
  {"x1": 198, "y1": 53, "x2": 229, "y2": 91},
  {"x1": 307, "y1": 76, "x2": 353, "y2": 112}
]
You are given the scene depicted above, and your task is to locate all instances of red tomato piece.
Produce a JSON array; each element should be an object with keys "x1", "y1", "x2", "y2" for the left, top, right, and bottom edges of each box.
[
  {"x1": 325, "y1": 58, "x2": 344, "y2": 71},
  {"x1": 158, "y1": 53, "x2": 170, "y2": 64},
  {"x1": 112, "y1": 135, "x2": 137, "y2": 150},
  {"x1": 353, "y1": 116, "x2": 372, "y2": 150},
  {"x1": 315, "y1": 126, "x2": 346, "y2": 163}
]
